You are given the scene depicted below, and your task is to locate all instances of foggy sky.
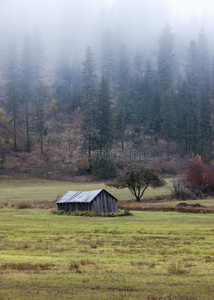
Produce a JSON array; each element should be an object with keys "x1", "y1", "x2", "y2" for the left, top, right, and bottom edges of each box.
[{"x1": 0, "y1": 0, "x2": 214, "y2": 77}]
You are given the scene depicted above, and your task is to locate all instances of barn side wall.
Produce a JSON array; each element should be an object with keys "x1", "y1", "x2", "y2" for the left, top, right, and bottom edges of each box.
[
  {"x1": 57, "y1": 191, "x2": 118, "y2": 213},
  {"x1": 91, "y1": 191, "x2": 118, "y2": 213},
  {"x1": 57, "y1": 203, "x2": 91, "y2": 212}
]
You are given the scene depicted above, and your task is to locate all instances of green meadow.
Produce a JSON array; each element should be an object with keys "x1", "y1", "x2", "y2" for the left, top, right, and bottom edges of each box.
[
  {"x1": 0, "y1": 178, "x2": 214, "y2": 299},
  {"x1": 1, "y1": 178, "x2": 214, "y2": 208},
  {"x1": 0, "y1": 178, "x2": 172, "y2": 203}
]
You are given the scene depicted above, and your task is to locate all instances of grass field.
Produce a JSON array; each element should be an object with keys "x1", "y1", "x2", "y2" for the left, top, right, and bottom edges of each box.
[
  {"x1": 1, "y1": 178, "x2": 214, "y2": 208},
  {"x1": 0, "y1": 178, "x2": 214, "y2": 299},
  {"x1": 0, "y1": 177, "x2": 172, "y2": 203},
  {"x1": 0, "y1": 209, "x2": 214, "y2": 299}
]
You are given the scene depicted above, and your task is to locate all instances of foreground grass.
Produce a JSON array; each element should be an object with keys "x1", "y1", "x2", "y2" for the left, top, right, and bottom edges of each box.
[
  {"x1": 0, "y1": 178, "x2": 171, "y2": 203},
  {"x1": 0, "y1": 209, "x2": 214, "y2": 299}
]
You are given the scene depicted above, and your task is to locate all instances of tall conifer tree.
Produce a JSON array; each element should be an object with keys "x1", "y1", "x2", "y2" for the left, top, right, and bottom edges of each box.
[
  {"x1": 117, "y1": 46, "x2": 130, "y2": 152},
  {"x1": 32, "y1": 28, "x2": 46, "y2": 154},
  {"x1": 21, "y1": 34, "x2": 33, "y2": 152},
  {"x1": 158, "y1": 25, "x2": 176, "y2": 160},
  {"x1": 81, "y1": 46, "x2": 97, "y2": 164},
  {"x1": 157, "y1": 24, "x2": 175, "y2": 94},
  {"x1": 96, "y1": 76, "x2": 112, "y2": 152},
  {"x1": 197, "y1": 30, "x2": 212, "y2": 155},
  {"x1": 4, "y1": 39, "x2": 21, "y2": 152}
]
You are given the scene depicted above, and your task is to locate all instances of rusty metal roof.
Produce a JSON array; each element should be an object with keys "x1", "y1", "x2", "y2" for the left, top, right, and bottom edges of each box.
[{"x1": 56, "y1": 189, "x2": 103, "y2": 204}]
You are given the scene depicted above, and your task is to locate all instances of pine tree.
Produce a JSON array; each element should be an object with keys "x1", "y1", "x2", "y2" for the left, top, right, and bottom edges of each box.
[
  {"x1": 117, "y1": 46, "x2": 130, "y2": 152},
  {"x1": 210, "y1": 56, "x2": 214, "y2": 99},
  {"x1": 4, "y1": 39, "x2": 21, "y2": 152},
  {"x1": 175, "y1": 32, "x2": 212, "y2": 157},
  {"x1": 185, "y1": 40, "x2": 200, "y2": 154},
  {"x1": 101, "y1": 31, "x2": 116, "y2": 90},
  {"x1": 157, "y1": 24, "x2": 175, "y2": 94},
  {"x1": 197, "y1": 30, "x2": 212, "y2": 155},
  {"x1": 128, "y1": 69, "x2": 143, "y2": 131},
  {"x1": 32, "y1": 27, "x2": 44, "y2": 85},
  {"x1": 200, "y1": 74, "x2": 211, "y2": 155},
  {"x1": 70, "y1": 64, "x2": 82, "y2": 111},
  {"x1": 96, "y1": 76, "x2": 112, "y2": 152},
  {"x1": 175, "y1": 81, "x2": 197, "y2": 153},
  {"x1": 149, "y1": 87, "x2": 162, "y2": 133},
  {"x1": 142, "y1": 60, "x2": 156, "y2": 126},
  {"x1": 21, "y1": 34, "x2": 34, "y2": 152},
  {"x1": 157, "y1": 25, "x2": 176, "y2": 159},
  {"x1": 31, "y1": 29, "x2": 46, "y2": 154},
  {"x1": 186, "y1": 40, "x2": 198, "y2": 86},
  {"x1": 34, "y1": 82, "x2": 47, "y2": 154},
  {"x1": 54, "y1": 61, "x2": 82, "y2": 114},
  {"x1": 160, "y1": 91, "x2": 175, "y2": 161},
  {"x1": 197, "y1": 29, "x2": 209, "y2": 87},
  {"x1": 54, "y1": 59, "x2": 72, "y2": 113},
  {"x1": 81, "y1": 46, "x2": 97, "y2": 164},
  {"x1": 133, "y1": 52, "x2": 143, "y2": 76}
]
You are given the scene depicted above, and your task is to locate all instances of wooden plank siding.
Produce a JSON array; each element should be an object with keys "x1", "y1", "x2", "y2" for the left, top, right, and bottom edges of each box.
[
  {"x1": 56, "y1": 190, "x2": 118, "y2": 214},
  {"x1": 91, "y1": 191, "x2": 118, "y2": 213}
]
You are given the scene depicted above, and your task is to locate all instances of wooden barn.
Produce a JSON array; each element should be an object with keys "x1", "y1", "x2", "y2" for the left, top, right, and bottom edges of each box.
[{"x1": 56, "y1": 189, "x2": 118, "y2": 214}]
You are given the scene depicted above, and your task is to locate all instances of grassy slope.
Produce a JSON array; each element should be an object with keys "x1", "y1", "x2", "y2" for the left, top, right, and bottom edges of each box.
[{"x1": 0, "y1": 209, "x2": 214, "y2": 299}]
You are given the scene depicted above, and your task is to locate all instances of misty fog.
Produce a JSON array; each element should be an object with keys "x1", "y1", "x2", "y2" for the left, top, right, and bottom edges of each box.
[{"x1": 1, "y1": 0, "x2": 214, "y2": 77}]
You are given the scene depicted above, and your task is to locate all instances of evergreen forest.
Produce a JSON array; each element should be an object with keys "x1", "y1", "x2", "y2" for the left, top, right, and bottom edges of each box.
[{"x1": 0, "y1": 0, "x2": 214, "y2": 175}]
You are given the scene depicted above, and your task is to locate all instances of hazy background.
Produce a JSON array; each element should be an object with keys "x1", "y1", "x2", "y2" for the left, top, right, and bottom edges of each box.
[{"x1": 0, "y1": 0, "x2": 214, "y2": 76}]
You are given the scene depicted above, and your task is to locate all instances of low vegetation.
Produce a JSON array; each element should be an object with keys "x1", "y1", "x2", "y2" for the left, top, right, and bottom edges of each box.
[
  {"x1": 0, "y1": 209, "x2": 214, "y2": 299},
  {"x1": 186, "y1": 156, "x2": 214, "y2": 194},
  {"x1": 92, "y1": 154, "x2": 118, "y2": 179},
  {"x1": 171, "y1": 156, "x2": 214, "y2": 200},
  {"x1": 0, "y1": 178, "x2": 214, "y2": 299},
  {"x1": 51, "y1": 209, "x2": 132, "y2": 217}
]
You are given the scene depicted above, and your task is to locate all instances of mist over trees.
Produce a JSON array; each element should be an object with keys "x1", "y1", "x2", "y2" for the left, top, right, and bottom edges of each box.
[{"x1": 1, "y1": 0, "x2": 214, "y2": 168}]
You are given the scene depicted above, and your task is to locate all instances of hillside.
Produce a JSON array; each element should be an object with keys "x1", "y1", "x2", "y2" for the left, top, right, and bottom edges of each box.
[{"x1": 1, "y1": 25, "x2": 214, "y2": 177}]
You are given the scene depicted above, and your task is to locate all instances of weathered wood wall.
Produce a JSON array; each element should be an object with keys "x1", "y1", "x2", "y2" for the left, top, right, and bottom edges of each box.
[
  {"x1": 91, "y1": 191, "x2": 118, "y2": 213},
  {"x1": 57, "y1": 190, "x2": 118, "y2": 213}
]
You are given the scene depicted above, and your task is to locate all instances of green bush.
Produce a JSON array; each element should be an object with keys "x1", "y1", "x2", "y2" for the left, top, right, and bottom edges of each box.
[
  {"x1": 133, "y1": 136, "x2": 144, "y2": 149},
  {"x1": 92, "y1": 154, "x2": 117, "y2": 180}
]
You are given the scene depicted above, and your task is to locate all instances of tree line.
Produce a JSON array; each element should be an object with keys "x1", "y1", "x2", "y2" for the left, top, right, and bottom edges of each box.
[{"x1": 2, "y1": 25, "x2": 214, "y2": 163}]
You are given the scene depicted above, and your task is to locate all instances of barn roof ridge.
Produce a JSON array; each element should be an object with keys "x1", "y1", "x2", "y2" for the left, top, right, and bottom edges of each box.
[{"x1": 56, "y1": 189, "x2": 117, "y2": 204}]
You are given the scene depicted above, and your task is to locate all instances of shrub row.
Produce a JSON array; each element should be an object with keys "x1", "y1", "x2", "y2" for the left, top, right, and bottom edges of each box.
[{"x1": 51, "y1": 209, "x2": 132, "y2": 217}]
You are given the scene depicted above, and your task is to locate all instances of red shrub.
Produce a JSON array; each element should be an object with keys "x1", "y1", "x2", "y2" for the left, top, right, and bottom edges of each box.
[
  {"x1": 186, "y1": 156, "x2": 214, "y2": 193},
  {"x1": 186, "y1": 156, "x2": 204, "y2": 189},
  {"x1": 154, "y1": 161, "x2": 177, "y2": 175}
]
